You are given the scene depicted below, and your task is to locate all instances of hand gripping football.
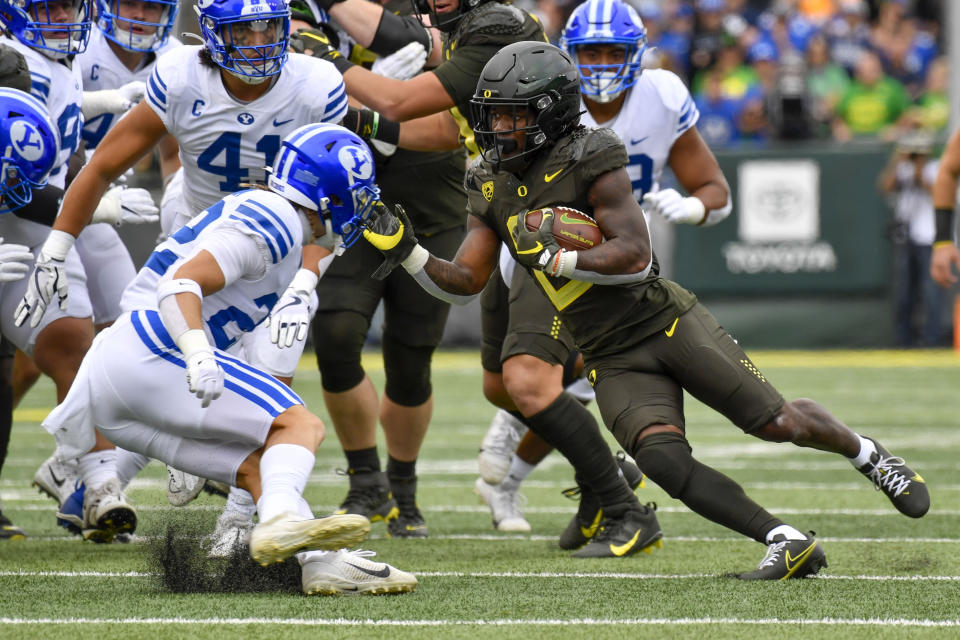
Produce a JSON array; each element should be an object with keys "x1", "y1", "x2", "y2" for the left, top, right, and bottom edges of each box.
[{"x1": 524, "y1": 206, "x2": 602, "y2": 251}]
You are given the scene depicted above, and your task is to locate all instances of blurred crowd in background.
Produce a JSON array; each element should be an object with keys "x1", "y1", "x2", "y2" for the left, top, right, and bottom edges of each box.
[{"x1": 521, "y1": 0, "x2": 945, "y2": 147}]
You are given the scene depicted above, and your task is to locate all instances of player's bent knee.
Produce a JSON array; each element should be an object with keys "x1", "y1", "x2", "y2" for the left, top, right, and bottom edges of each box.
[
  {"x1": 269, "y1": 405, "x2": 325, "y2": 451},
  {"x1": 754, "y1": 403, "x2": 806, "y2": 443},
  {"x1": 482, "y1": 369, "x2": 515, "y2": 411},
  {"x1": 502, "y1": 355, "x2": 562, "y2": 410},
  {"x1": 383, "y1": 337, "x2": 434, "y2": 406},
  {"x1": 631, "y1": 430, "x2": 695, "y2": 499},
  {"x1": 313, "y1": 310, "x2": 368, "y2": 392}
]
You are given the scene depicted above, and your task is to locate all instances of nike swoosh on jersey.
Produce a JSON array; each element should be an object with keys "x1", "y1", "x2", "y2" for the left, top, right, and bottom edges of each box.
[
  {"x1": 783, "y1": 541, "x2": 819, "y2": 577},
  {"x1": 273, "y1": 118, "x2": 294, "y2": 127},
  {"x1": 345, "y1": 562, "x2": 392, "y2": 578},
  {"x1": 631, "y1": 136, "x2": 649, "y2": 145},
  {"x1": 609, "y1": 529, "x2": 643, "y2": 556},
  {"x1": 664, "y1": 317, "x2": 679, "y2": 337},
  {"x1": 544, "y1": 169, "x2": 563, "y2": 182}
]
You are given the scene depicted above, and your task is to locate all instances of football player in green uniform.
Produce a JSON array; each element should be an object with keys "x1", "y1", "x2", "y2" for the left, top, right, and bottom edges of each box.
[{"x1": 362, "y1": 41, "x2": 931, "y2": 579}]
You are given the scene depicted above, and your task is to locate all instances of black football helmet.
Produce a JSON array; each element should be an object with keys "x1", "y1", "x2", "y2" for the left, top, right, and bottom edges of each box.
[{"x1": 470, "y1": 41, "x2": 581, "y2": 174}]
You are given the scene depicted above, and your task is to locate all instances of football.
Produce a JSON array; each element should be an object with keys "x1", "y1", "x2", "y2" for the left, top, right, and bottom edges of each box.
[{"x1": 524, "y1": 206, "x2": 602, "y2": 252}]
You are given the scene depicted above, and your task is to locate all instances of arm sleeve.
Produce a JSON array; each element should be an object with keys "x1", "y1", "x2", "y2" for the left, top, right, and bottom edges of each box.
[
  {"x1": 368, "y1": 12, "x2": 431, "y2": 57},
  {"x1": 11, "y1": 183, "x2": 62, "y2": 226}
]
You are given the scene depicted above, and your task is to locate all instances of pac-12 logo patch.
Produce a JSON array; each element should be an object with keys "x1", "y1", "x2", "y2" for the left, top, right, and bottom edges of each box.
[
  {"x1": 482, "y1": 180, "x2": 494, "y2": 201},
  {"x1": 338, "y1": 145, "x2": 373, "y2": 184},
  {"x1": 10, "y1": 120, "x2": 44, "y2": 161}
]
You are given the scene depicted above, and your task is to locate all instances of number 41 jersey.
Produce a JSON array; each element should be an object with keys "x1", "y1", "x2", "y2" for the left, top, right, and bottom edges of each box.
[
  {"x1": 579, "y1": 68, "x2": 698, "y2": 201},
  {"x1": 146, "y1": 46, "x2": 347, "y2": 215}
]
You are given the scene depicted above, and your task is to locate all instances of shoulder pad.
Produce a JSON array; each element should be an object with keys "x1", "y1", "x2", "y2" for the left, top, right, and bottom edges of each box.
[
  {"x1": 548, "y1": 127, "x2": 627, "y2": 181},
  {"x1": 454, "y1": 3, "x2": 538, "y2": 46}
]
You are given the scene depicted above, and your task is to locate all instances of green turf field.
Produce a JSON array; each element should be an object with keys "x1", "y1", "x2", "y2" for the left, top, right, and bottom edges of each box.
[{"x1": 1, "y1": 349, "x2": 958, "y2": 639}]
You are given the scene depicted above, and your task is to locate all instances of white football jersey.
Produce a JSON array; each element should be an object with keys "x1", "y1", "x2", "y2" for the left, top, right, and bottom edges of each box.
[
  {"x1": 5, "y1": 38, "x2": 83, "y2": 189},
  {"x1": 145, "y1": 46, "x2": 348, "y2": 214},
  {"x1": 120, "y1": 189, "x2": 303, "y2": 352},
  {"x1": 77, "y1": 29, "x2": 181, "y2": 149},
  {"x1": 579, "y1": 69, "x2": 699, "y2": 201}
]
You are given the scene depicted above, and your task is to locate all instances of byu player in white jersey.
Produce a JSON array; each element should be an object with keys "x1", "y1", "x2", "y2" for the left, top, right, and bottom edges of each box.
[
  {"x1": 45, "y1": 123, "x2": 417, "y2": 594},
  {"x1": 474, "y1": 0, "x2": 733, "y2": 536}
]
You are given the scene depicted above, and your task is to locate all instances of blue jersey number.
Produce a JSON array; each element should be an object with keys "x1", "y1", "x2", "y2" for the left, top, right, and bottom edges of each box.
[
  {"x1": 206, "y1": 293, "x2": 279, "y2": 350},
  {"x1": 196, "y1": 132, "x2": 281, "y2": 193},
  {"x1": 628, "y1": 153, "x2": 654, "y2": 198},
  {"x1": 81, "y1": 113, "x2": 114, "y2": 149},
  {"x1": 57, "y1": 103, "x2": 83, "y2": 162}
]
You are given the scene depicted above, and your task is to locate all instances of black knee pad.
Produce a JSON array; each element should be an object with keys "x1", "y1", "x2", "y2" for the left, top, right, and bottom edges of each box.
[
  {"x1": 313, "y1": 310, "x2": 368, "y2": 392},
  {"x1": 631, "y1": 431, "x2": 695, "y2": 499},
  {"x1": 383, "y1": 335, "x2": 434, "y2": 406}
]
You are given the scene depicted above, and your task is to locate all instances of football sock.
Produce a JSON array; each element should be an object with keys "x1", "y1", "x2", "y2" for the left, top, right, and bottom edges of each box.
[
  {"x1": 387, "y1": 456, "x2": 417, "y2": 504},
  {"x1": 851, "y1": 434, "x2": 877, "y2": 467},
  {"x1": 257, "y1": 444, "x2": 314, "y2": 522},
  {"x1": 386, "y1": 455, "x2": 416, "y2": 480},
  {"x1": 765, "y1": 524, "x2": 808, "y2": 543},
  {"x1": 224, "y1": 487, "x2": 257, "y2": 519},
  {"x1": 115, "y1": 449, "x2": 150, "y2": 488},
  {"x1": 522, "y1": 392, "x2": 636, "y2": 518},
  {"x1": 78, "y1": 449, "x2": 118, "y2": 491},
  {"x1": 344, "y1": 446, "x2": 381, "y2": 473},
  {"x1": 501, "y1": 456, "x2": 536, "y2": 492}
]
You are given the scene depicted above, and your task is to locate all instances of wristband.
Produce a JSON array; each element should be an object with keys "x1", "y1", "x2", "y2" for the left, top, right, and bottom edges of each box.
[
  {"x1": 42, "y1": 229, "x2": 76, "y2": 260},
  {"x1": 933, "y1": 240, "x2": 955, "y2": 250},
  {"x1": 176, "y1": 328, "x2": 213, "y2": 360},
  {"x1": 288, "y1": 267, "x2": 319, "y2": 295},
  {"x1": 934, "y1": 207, "x2": 954, "y2": 244},
  {"x1": 369, "y1": 111, "x2": 400, "y2": 146},
  {"x1": 401, "y1": 243, "x2": 429, "y2": 274}
]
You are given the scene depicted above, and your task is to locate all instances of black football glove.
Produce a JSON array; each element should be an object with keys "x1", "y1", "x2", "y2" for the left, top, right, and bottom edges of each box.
[
  {"x1": 363, "y1": 202, "x2": 419, "y2": 280},
  {"x1": 289, "y1": 27, "x2": 352, "y2": 73},
  {"x1": 512, "y1": 209, "x2": 564, "y2": 275}
]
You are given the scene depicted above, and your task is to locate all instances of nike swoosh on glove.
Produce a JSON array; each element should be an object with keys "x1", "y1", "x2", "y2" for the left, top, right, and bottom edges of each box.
[
  {"x1": 92, "y1": 186, "x2": 159, "y2": 226},
  {"x1": 14, "y1": 229, "x2": 74, "y2": 328},
  {"x1": 363, "y1": 202, "x2": 418, "y2": 280},
  {"x1": 511, "y1": 209, "x2": 564, "y2": 275}
]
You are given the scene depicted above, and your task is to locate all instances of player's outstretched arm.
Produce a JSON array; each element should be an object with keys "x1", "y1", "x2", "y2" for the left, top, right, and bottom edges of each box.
[{"x1": 931, "y1": 127, "x2": 960, "y2": 287}]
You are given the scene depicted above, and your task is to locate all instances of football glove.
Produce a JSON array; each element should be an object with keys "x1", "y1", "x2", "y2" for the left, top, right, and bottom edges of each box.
[
  {"x1": 363, "y1": 202, "x2": 418, "y2": 280},
  {"x1": 511, "y1": 209, "x2": 568, "y2": 277},
  {"x1": 0, "y1": 238, "x2": 33, "y2": 283},
  {"x1": 642, "y1": 189, "x2": 706, "y2": 225},
  {"x1": 91, "y1": 185, "x2": 160, "y2": 227},
  {"x1": 267, "y1": 268, "x2": 318, "y2": 348},
  {"x1": 371, "y1": 42, "x2": 427, "y2": 81},
  {"x1": 81, "y1": 81, "x2": 146, "y2": 119},
  {"x1": 185, "y1": 350, "x2": 224, "y2": 408},
  {"x1": 14, "y1": 229, "x2": 74, "y2": 328}
]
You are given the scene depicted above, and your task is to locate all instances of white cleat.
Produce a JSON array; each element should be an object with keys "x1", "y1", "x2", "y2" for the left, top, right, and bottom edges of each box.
[
  {"x1": 33, "y1": 454, "x2": 80, "y2": 507},
  {"x1": 474, "y1": 477, "x2": 531, "y2": 533},
  {"x1": 301, "y1": 549, "x2": 418, "y2": 595},
  {"x1": 82, "y1": 478, "x2": 137, "y2": 544},
  {"x1": 477, "y1": 409, "x2": 527, "y2": 484},
  {"x1": 166, "y1": 466, "x2": 207, "y2": 507},
  {"x1": 249, "y1": 512, "x2": 370, "y2": 566},
  {"x1": 206, "y1": 510, "x2": 255, "y2": 558}
]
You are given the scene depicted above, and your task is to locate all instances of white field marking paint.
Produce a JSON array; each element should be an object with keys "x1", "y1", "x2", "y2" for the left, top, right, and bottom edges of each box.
[
  {"x1": 4, "y1": 570, "x2": 960, "y2": 583},
  {"x1": 1, "y1": 616, "x2": 960, "y2": 627}
]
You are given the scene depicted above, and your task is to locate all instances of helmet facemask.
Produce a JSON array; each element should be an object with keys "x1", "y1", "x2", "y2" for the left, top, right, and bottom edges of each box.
[
  {"x1": 197, "y1": 2, "x2": 290, "y2": 82},
  {"x1": 573, "y1": 42, "x2": 643, "y2": 103},
  {"x1": 97, "y1": 0, "x2": 178, "y2": 53},
  {"x1": 5, "y1": 0, "x2": 94, "y2": 58}
]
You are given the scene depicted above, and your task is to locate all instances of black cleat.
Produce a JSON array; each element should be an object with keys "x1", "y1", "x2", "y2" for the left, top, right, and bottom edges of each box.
[
  {"x1": 738, "y1": 532, "x2": 827, "y2": 580},
  {"x1": 386, "y1": 475, "x2": 428, "y2": 538},
  {"x1": 559, "y1": 451, "x2": 645, "y2": 550},
  {"x1": 0, "y1": 511, "x2": 26, "y2": 540},
  {"x1": 334, "y1": 468, "x2": 398, "y2": 523},
  {"x1": 857, "y1": 437, "x2": 930, "y2": 518},
  {"x1": 570, "y1": 503, "x2": 662, "y2": 558}
]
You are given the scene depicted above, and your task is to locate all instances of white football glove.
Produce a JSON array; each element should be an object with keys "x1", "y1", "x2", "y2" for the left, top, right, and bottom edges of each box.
[
  {"x1": 0, "y1": 238, "x2": 34, "y2": 283},
  {"x1": 14, "y1": 230, "x2": 74, "y2": 328},
  {"x1": 91, "y1": 185, "x2": 160, "y2": 226},
  {"x1": 81, "y1": 81, "x2": 146, "y2": 119},
  {"x1": 642, "y1": 189, "x2": 706, "y2": 225},
  {"x1": 267, "y1": 268, "x2": 318, "y2": 348},
  {"x1": 185, "y1": 350, "x2": 224, "y2": 408},
  {"x1": 371, "y1": 42, "x2": 427, "y2": 81}
]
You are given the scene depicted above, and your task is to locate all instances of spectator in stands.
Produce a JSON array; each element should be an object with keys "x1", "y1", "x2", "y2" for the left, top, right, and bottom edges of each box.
[
  {"x1": 833, "y1": 50, "x2": 909, "y2": 141},
  {"x1": 655, "y1": 1, "x2": 695, "y2": 78},
  {"x1": 694, "y1": 68, "x2": 741, "y2": 147},
  {"x1": 690, "y1": 0, "x2": 728, "y2": 82},
  {"x1": 805, "y1": 32, "x2": 851, "y2": 137},
  {"x1": 825, "y1": 0, "x2": 872, "y2": 74},
  {"x1": 909, "y1": 56, "x2": 949, "y2": 133},
  {"x1": 878, "y1": 129, "x2": 946, "y2": 347}
]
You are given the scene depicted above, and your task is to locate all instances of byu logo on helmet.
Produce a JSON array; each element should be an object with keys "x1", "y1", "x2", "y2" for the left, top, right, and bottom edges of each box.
[
  {"x1": 10, "y1": 121, "x2": 44, "y2": 162},
  {"x1": 338, "y1": 145, "x2": 372, "y2": 184}
]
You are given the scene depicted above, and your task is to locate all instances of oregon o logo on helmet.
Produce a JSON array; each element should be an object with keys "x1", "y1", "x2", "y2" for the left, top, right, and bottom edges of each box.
[
  {"x1": 10, "y1": 120, "x2": 44, "y2": 162},
  {"x1": 338, "y1": 145, "x2": 372, "y2": 183}
]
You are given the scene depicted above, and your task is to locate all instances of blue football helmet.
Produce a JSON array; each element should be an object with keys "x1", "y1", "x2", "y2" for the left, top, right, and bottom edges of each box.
[
  {"x1": 0, "y1": 0, "x2": 94, "y2": 57},
  {"x1": 268, "y1": 123, "x2": 380, "y2": 249},
  {"x1": 560, "y1": 0, "x2": 647, "y2": 103},
  {"x1": 196, "y1": 0, "x2": 289, "y2": 81},
  {"x1": 96, "y1": 0, "x2": 179, "y2": 52},
  {"x1": 0, "y1": 88, "x2": 59, "y2": 214}
]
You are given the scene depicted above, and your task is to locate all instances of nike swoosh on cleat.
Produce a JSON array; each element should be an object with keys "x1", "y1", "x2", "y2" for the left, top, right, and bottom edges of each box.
[
  {"x1": 580, "y1": 509, "x2": 603, "y2": 539},
  {"x1": 664, "y1": 317, "x2": 679, "y2": 337},
  {"x1": 273, "y1": 118, "x2": 294, "y2": 126},
  {"x1": 345, "y1": 562, "x2": 392, "y2": 578},
  {"x1": 783, "y1": 541, "x2": 819, "y2": 578},
  {"x1": 609, "y1": 529, "x2": 643, "y2": 556},
  {"x1": 49, "y1": 469, "x2": 65, "y2": 488},
  {"x1": 544, "y1": 169, "x2": 563, "y2": 182}
]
